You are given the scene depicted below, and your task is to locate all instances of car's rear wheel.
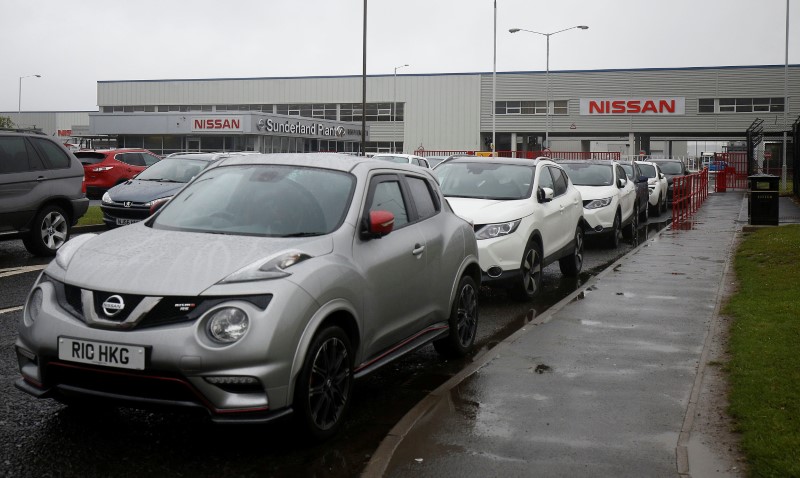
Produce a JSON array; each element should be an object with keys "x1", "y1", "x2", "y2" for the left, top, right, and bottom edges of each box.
[
  {"x1": 606, "y1": 211, "x2": 621, "y2": 249},
  {"x1": 623, "y1": 204, "x2": 639, "y2": 244},
  {"x1": 434, "y1": 275, "x2": 478, "y2": 357},
  {"x1": 559, "y1": 226, "x2": 583, "y2": 276},
  {"x1": 23, "y1": 204, "x2": 70, "y2": 256},
  {"x1": 511, "y1": 241, "x2": 543, "y2": 301},
  {"x1": 660, "y1": 193, "x2": 668, "y2": 214},
  {"x1": 294, "y1": 326, "x2": 353, "y2": 441}
]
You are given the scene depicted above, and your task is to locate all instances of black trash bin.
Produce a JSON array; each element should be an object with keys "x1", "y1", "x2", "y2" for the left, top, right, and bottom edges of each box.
[{"x1": 749, "y1": 174, "x2": 780, "y2": 225}]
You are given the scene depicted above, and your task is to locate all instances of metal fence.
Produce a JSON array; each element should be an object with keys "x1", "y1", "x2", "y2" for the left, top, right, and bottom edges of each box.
[
  {"x1": 672, "y1": 169, "x2": 710, "y2": 226},
  {"x1": 746, "y1": 116, "x2": 797, "y2": 193}
]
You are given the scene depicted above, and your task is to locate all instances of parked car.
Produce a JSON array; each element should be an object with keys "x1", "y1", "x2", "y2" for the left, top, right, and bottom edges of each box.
[
  {"x1": 74, "y1": 149, "x2": 162, "y2": 198},
  {"x1": 101, "y1": 152, "x2": 243, "y2": 228},
  {"x1": 433, "y1": 156, "x2": 584, "y2": 300},
  {"x1": 635, "y1": 161, "x2": 668, "y2": 215},
  {"x1": 650, "y1": 159, "x2": 689, "y2": 205},
  {"x1": 15, "y1": 153, "x2": 480, "y2": 440},
  {"x1": 424, "y1": 155, "x2": 449, "y2": 168},
  {"x1": 619, "y1": 161, "x2": 650, "y2": 222},
  {"x1": 372, "y1": 153, "x2": 431, "y2": 168},
  {"x1": 558, "y1": 160, "x2": 638, "y2": 248},
  {"x1": 0, "y1": 129, "x2": 89, "y2": 256}
]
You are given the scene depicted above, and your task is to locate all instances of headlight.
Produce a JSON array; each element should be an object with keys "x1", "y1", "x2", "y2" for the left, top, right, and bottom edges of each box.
[
  {"x1": 207, "y1": 307, "x2": 249, "y2": 343},
  {"x1": 101, "y1": 192, "x2": 113, "y2": 204},
  {"x1": 475, "y1": 220, "x2": 521, "y2": 240},
  {"x1": 144, "y1": 196, "x2": 173, "y2": 207},
  {"x1": 219, "y1": 251, "x2": 312, "y2": 283},
  {"x1": 584, "y1": 197, "x2": 613, "y2": 209}
]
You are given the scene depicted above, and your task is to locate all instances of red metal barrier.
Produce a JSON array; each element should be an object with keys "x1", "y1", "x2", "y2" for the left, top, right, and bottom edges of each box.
[
  {"x1": 713, "y1": 152, "x2": 748, "y2": 191},
  {"x1": 672, "y1": 169, "x2": 709, "y2": 225},
  {"x1": 414, "y1": 150, "x2": 621, "y2": 161}
]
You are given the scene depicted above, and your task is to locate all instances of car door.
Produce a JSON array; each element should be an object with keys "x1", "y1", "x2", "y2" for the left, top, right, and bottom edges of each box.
[
  {"x1": 353, "y1": 173, "x2": 431, "y2": 358},
  {"x1": 534, "y1": 165, "x2": 564, "y2": 260},
  {"x1": 616, "y1": 164, "x2": 636, "y2": 222},
  {"x1": 0, "y1": 136, "x2": 43, "y2": 231}
]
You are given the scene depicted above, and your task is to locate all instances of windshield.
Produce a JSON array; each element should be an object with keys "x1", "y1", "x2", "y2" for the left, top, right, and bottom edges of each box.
[
  {"x1": 373, "y1": 155, "x2": 409, "y2": 164},
  {"x1": 435, "y1": 162, "x2": 533, "y2": 200},
  {"x1": 620, "y1": 163, "x2": 634, "y2": 179},
  {"x1": 152, "y1": 164, "x2": 355, "y2": 237},
  {"x1": 638, "y1": 164, "x2": 657, "y2": 178},
  {"x1": 559, "y1": 163, "x2": 613, "y2": 186},
  {"x1": 137, "y1": 158, "x2": 209, "y2": 182},
  {"x1": 656, "y1": 161, "x2": 684, "y2": 175}
]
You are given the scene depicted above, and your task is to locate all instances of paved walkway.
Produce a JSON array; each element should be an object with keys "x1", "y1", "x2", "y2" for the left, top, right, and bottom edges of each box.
[{"x1": 363, "y1": 191, "x2": 780, "y2": 478}]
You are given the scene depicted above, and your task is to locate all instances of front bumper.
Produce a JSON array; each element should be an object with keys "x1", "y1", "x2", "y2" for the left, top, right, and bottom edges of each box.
[
  {"x1": 474, "y1": 231, "x2": 527, "y2": 285},
  {"x1": 100, "y1": 203, "x2": 150, "y2": 228},
  {"x1": 581, "y1": 205, "x2": 616, "y2": 235},
  {"x1": 14, "y1": 275, "x2": 314, "y2": 422}
]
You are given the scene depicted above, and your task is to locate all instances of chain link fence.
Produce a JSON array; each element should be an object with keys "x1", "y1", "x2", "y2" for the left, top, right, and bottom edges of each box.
[{"x1": 747, "y1": 116, "x2": 798, "y2": 194}]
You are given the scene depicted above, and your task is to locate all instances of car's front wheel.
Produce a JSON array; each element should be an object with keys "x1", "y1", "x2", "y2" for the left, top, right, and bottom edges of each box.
[
  {"x1": 294, "y1": 326, "x2": 353, "y2": 441},
  {"x1": 434, "y1": 275, "x2": 478, "y2": 357},
  {"x1": 511, "y1": 240, "x2": 543, "y2": 301},
  {"x1": 23, "y1": 204, "x2": 70, "y2": 256},
  {"x1": 606, "y1": 211, "x2": 621, "y2": 249},
  {"x1": 559, "y1": 226, "x2": 583, "y2": 276}
]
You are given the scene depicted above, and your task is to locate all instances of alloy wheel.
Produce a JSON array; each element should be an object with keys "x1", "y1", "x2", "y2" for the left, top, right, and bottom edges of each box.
[{"x1": 307, "y1": 337, "x2": 351, "y2": 431}]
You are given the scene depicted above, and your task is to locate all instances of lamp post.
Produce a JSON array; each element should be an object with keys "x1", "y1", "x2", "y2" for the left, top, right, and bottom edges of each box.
[
  {"x1": 509, "y1": 26, "x2": 588, "y2": 149},
  {"x1": 393, "y1": 63, "x2": 409, "y2": 153},
  {"x1": 18, "y1": 74, "x2": 42, "y2": 114}
]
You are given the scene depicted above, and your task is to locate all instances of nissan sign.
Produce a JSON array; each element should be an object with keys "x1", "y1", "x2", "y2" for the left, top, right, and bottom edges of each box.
[{"x1": 580, "y1": 97, "x2": 685, "y2": 115}]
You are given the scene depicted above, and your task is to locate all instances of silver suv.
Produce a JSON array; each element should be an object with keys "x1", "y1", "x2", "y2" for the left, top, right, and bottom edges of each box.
[
  {"x1": 15, "y1": 153, "x2": 480, "y2": 440},
  {"x1": 0, "y1": 129, "x2": 89, "y2": 255}
]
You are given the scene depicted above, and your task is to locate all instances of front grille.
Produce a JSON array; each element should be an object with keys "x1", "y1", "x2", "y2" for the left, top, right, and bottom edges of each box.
[{"x1": 102, "y1": 205, "x2": 150, "y2": 220}]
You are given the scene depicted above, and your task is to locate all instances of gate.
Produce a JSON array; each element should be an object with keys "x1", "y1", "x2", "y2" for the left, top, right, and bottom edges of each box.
[{"x1": 744, "y1": 116, "x2": 798, "y2": 194}]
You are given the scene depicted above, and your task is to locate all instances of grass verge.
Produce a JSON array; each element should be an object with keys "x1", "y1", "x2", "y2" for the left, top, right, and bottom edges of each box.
[
  {"x1": 77, "y1": 206, "x2": 104, "y2": 226},
  {"x1": 726, "y1": 224, "x2": 800, "y2": 476}
]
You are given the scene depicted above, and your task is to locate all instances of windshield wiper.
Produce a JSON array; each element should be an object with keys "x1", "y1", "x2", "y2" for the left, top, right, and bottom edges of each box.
[{"x1": 281, "y1": 232, "x2": 324, "y2": 237}]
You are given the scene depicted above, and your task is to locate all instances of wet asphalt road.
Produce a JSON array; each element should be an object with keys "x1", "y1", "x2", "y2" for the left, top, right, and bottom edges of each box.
[{"x1": 0, "y1": 215, "x2": 668, "y2": 478}]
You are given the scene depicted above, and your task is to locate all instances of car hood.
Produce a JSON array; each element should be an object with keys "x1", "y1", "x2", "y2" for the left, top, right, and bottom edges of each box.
[
  {"x1": 107, "y1": 179, "x2": 186, "y2": 203},
  {"x1": 61, "y1": 224, "x2": 334, "y2": 296},
  {"x1": 445, "y1": 197, "x2": 532, "y2": 225},
  {"x1": 573, "y1": 185, "x2": 617, "y2": 201}
]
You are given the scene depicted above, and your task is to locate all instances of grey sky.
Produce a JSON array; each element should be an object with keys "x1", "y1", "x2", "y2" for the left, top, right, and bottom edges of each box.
[{"x1": 2, "y1": 0, "x2": 797, "y2": 111}]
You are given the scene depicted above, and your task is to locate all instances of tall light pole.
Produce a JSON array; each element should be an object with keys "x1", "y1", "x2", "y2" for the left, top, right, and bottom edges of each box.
[
  {"x1": 18, "y1": 74, "x2": 42, "y2": 114},
  {"x1": 361, "y1": 0, "x2": 367, "y2": 156},
  {"x1": 509, "y1": 26, "x2": 588, "y2": 149},
  {"x1": 393, "y1": 63, "x2": 409, "y2": 153}
]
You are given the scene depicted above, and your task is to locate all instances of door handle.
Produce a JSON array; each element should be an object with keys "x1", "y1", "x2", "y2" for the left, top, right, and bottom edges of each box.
[
  {"x1": 36, "y1": 176, "x2": 46, "y2": 181},
  {"x1": 412, "y1": 244, "x2": 425, "y2": 256}
]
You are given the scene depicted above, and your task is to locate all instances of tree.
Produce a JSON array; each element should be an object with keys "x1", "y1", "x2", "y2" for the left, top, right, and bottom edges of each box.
[{"x1": 0, "y1": 116, "x2": 15, "y2": 129}]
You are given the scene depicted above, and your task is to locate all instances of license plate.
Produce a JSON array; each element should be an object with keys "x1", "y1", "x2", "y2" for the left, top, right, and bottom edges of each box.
[
  {"x1": 58, "y1": 337, "x2": 146, "y2": 370},
  {"x1": 116, "y1": 218, "x2": 141, "y2": 226}
]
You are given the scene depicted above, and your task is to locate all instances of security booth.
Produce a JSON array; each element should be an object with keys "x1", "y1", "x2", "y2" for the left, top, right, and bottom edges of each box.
[{"x1": 748, "y1": 174, "x2": 780, "y2": 226}]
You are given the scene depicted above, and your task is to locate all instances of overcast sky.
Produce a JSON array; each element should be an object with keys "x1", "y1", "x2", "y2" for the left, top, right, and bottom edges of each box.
[{"x1": 2, "y1": 0, "x2": 797, "y2": 111}]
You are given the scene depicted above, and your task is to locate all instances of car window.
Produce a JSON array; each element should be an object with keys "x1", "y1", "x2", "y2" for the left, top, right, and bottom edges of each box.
[
  {"x1": 656, "y1": 161, "x2": 685, "y2": 175},
  {"x1": 560, "y1": 163, "x2": 613, "y2": 187},
  {"x1": 638, "y1": 163, "x2": 657, "y2": 178},
  {"x1": 405, "y1": 176, "x2": 438, "y2": 220},
  {"x1": 551, "y1": 167, "x2": 569, "y2": 196},
  {"x1": 435, "y1": 162, "x2": 532, "y2": 200},
  {"x1": 537, "y1": 165, "x2": 555, "y2": 191},
  {"x1": 30, "y1": 138, "x2": 71, "y2": 170},
  {"x1": 142, "y1": 153, "x2": 161, "y2": 166},
  {"x1": 0, "y1": 136, "x2": 33, "y2": 173},
  {"x1": 616, "y1": 165, "x2": 627, "y2": 183},
  {"x1": 419, "y1": 159, "x2": 430, "y2": 168},
  {"x1": 118, "y1": 152, "x2": 146, "y2": 167},
  {"x1": 137, "y1": 158, "x2": 208, "y2": 183},
  {"x1": 73, "y1": 151, "x2": 106, "y2": 165},
  {"x1": 369, "y1": 178, "x2": 409, "y2": 227},
  {"x1": 620, "y1": 163, "x2": 633, "y2": 179}
]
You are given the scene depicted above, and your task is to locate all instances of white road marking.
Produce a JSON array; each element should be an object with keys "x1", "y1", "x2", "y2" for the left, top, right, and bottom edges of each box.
[
  {"x1": 0, "y1": 306, "x2": 23, "y2": 315},
  {"x1": 0, "y1": 264, "x2": 46, "y2": 278}
]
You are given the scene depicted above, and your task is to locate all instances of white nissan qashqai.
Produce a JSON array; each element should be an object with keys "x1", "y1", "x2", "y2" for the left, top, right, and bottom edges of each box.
[{"x1": 434, "y1": 156, "x2": 584, "y2": 301}]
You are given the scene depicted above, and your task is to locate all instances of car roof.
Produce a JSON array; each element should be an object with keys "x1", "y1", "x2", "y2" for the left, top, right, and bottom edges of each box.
[
  {"x1": 437, "y1": 156, "x2": 548, "y2": 167},
  {"x1": 557, "y1": 159, "x2": 618, "y2": 166},
  {"x1": 74, "y1": 148, "x2": 150, "y2": 154},
  {"x1": 165, "y1": 152, "x2": 252, "y2": 162},
  {"x1": 214, "y1": 152, "x2": 431, "y2": 175}
]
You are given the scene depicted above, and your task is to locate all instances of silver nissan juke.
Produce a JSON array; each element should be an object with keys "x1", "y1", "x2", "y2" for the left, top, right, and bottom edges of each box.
[{"x1": 15, "y1": 153, "x2": 480, "y2": 440}]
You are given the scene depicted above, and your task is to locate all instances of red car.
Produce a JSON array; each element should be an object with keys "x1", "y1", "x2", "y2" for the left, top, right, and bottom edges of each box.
[{"x1": 74, "y1": 149, "x2": 161, "y2": 198}]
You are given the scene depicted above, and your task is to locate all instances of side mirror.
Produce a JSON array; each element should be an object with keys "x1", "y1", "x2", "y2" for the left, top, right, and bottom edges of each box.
[
  {"x1": 659, "y1": 173, "x2": 665, "y2": 179},
  {"x1": 537, "y1": 187, "x2": 555, "y2": 203},
  {"x1": 617, "y1": 177, "x2": 628, "y2": 188},
  {"x1": 362, "y1": 210, "x2": 395, "y2": 239}
]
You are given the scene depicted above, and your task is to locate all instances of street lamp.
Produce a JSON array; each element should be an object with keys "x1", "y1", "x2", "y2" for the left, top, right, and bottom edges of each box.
[
  {"x1": 18, "y1": 74, "x2": 42, "y2": 114},
  {"x1": 509, "y1": 26, "x2": 588, "y2": 149},
  {"x1": 393, "y1": 63, "x2": 409, "y2": 153}
]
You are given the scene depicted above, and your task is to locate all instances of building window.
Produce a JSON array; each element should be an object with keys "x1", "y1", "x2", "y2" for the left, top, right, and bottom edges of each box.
[
  {"x1": 698, "y1": 98, "x2": 715, "y2": 113},
  {"x1": 496, "y1": 100, "x2": 568, "y2": 115},
  {"x1": 713, "y1": 97, "x2": 784, "y2": 114},
  {"x1": 340, "y1": 103, "x2": 399, "y2": 122}
]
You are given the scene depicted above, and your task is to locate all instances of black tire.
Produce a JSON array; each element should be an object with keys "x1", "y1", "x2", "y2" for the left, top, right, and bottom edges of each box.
[
  {"x1": 294, "y1": 326, "x2": 353, "y2": 441},
  {"x1": 606, "y1": 211, "x2": 621, "y2": 249},
  {"x1": 434, "y1": 275, "x2": 478, "y2": 358},
  {"x1": 660, "y1": 193, "x2": 668, "y2": 214},
  {"x1": 22, "y1": 205, "x2": 70, "y2": 256},
  {"x1": 559, "y1": 226, "x2": 583, "y2": 276},
  {"x1": 641, "y1": 199, "x2": 649, "y2": 222},
  {"x1": 623, "y1": 204, "x2": 638, "y2": 240},
  {"x1": 510, "y1": 240, "x2": 543, "y2": 301}
]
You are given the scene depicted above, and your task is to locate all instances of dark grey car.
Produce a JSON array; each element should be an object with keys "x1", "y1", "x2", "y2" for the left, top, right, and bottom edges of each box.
[{"x1": 0, "y1": 129, "x2": 89, "y2": 255}]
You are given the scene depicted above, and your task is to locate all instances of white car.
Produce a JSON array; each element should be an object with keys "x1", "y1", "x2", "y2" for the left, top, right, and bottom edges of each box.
[
  {"x1": 434, "y1": 156, "x2": 584, "y2": 301},
  {"x1": 372, "y1": 153, "x2": 431, "y2": 168},
  {"x1": 635, "y1": 160, "x2": 669, "y2": 215},
  {"x1": 558, "y1": 160, "x2": 638, "y2": 248}
]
